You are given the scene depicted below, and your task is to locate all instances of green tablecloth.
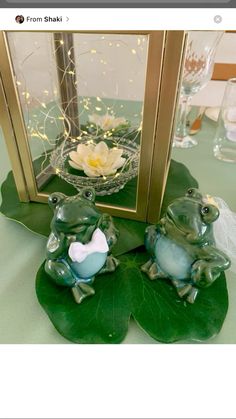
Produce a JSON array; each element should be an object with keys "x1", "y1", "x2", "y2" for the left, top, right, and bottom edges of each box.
[
  {"x1": 174, "y1": 114, "x2": 236, "y2": 211},
  {"x1": 0, "y1": 113, "x2": 236, "y2": 343}
]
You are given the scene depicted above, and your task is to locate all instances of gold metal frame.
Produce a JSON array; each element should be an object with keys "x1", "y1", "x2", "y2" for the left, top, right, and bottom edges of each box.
[
  {"x1": 147, "y1": 31, "x2": 186, "y2": 223},
  {"x1": 0, "y1": 30, "x2": 185, "y2": 222},
  {"x1": 0, "y1": 75, "x2": 28, "y2": 201}
]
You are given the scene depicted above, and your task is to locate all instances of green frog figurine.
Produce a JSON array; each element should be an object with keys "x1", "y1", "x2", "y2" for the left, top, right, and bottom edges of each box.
[
  {"x1": 45, "y1": 188, "x2": 119, "y2": 303},
  {"x1": 141, "y1": 188, "x2": 230, "y2": 303}
]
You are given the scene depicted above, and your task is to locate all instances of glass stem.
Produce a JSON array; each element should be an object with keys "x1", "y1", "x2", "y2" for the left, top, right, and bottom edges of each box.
[{"x1": 176, "y1": 95, "x2": 191, "y2": 140}]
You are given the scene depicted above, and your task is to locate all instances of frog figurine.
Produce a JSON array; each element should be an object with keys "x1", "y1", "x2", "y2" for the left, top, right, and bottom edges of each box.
[
  {"x1": 45, "y1": 188, "x2": 119, "y2": 303},
  {"x1": 141, "y1": 188, "x2": 231, "y2": 303}
]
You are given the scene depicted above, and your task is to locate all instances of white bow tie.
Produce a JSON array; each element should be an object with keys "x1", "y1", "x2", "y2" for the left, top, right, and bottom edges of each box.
[{"x1": 68, "y1": 228, "x2": 109, "y2": 263}]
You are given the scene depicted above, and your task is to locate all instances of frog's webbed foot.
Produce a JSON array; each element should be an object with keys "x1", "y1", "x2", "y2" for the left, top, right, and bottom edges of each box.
[
  {"x1": 99, "y1": 255, "x2": 120, "y2": 274},
  {"x1": 72, "y1": 282, "x2": 95, "y2": 304},
  {"x1": 186, "y1": 288, "x2": 199, "y2": 304},
  {"x1": 141, "y1": 259, "x2": 166, "y2": 280},
  {"x1": 172, "y1": 279, "x2": 199, "y2": 304}
]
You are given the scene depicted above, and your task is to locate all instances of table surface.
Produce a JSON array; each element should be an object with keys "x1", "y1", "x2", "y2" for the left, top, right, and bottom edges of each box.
[{"x1": 1, "y1": 110, "x2": 236, "y2": 344}]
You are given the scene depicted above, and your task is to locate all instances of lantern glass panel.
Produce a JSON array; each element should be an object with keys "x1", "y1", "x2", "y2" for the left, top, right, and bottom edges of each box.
[{"x1": 7, "y1": 32, "x2": 149, "y2": 211}]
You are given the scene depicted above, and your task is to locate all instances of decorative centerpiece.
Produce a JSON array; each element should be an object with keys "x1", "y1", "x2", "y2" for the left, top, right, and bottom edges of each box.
[
  {"x1": 141, "y1": 188, "x2": 231, "y2": 303},
  {"x1": 50, "y1": 133, "x2": 139, "y2": 196},
  {"x1": 45, "y1": 187, "x2": 120, "y2": 303}
]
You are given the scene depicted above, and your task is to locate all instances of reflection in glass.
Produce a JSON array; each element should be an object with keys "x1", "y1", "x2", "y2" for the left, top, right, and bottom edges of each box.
[
  {"x1": 214, "y1": 78, "x2": 236, "y2": 163},
  {"x1": 7, "y1": 32, "x2": 148, "y2": 209}
]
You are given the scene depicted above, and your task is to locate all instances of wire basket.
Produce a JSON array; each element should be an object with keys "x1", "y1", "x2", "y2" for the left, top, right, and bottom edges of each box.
[{"x1": 50, "y1": 136, "x2": 140, "y2": 196}]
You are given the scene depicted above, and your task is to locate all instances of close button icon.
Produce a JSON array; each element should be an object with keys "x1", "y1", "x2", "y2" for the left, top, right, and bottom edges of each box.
[{"x1": 214, "y1": 15, "x2": 222, "y2": 23}]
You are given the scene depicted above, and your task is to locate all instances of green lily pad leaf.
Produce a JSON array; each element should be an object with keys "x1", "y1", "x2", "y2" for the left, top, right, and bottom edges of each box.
[
  {"x1": 0, "y1": 169, "x2": 146, "y2": 257},
  {"x1": 127, "y1": 250, "x2": 228, "y2": 343},
  {"x1": 36, "y1": 248, "x2": 228, "y2": 344},
  {"x1": 0, "y1": 170, "x2": 52, "y2": 237},
  {"x1": 36, "y1": 260, "x2": 131, "y2": 344},
  {"x1": 112, "y1": 218, "x2": 147, "y2": 256},
  {"x1": 0, "y1": 159, "x2": 198, "y2": 256}
]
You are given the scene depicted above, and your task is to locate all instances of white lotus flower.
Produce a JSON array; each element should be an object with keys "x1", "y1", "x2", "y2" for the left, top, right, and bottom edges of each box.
[
  {"x1": 88, "y1": 113, "x2": 127, "y2": 131},
  {"x1": 69, "y1": 141, "x2": 126, "y2": 177}
]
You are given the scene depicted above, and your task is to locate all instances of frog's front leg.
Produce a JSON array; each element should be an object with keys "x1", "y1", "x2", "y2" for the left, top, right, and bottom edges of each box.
[
  {"x1": 142, "y1": 224, "x2": 165, "y2": 280},
  {"x1": 191, "y1": 246, "x2": 231, "y2": 288},
  {"x1": 46, "y1": 231, "x2": 76, "y2": 261},
  {"x1": 97, "y1": 213, "x2": 119, "y2": 248},
  {"x1": 144, "y1": 224, "x2": 160, "y2": 257}
]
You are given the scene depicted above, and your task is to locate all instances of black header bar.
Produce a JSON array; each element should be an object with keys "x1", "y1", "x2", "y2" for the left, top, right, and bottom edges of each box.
[{"x1": 2, "y1": 0, "x2": 236, "y2": 7}]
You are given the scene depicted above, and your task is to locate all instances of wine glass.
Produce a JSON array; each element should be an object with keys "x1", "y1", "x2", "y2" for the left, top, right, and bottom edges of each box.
[{"x1": 173, "y1": 31, "x2": 223, "y2": 148}]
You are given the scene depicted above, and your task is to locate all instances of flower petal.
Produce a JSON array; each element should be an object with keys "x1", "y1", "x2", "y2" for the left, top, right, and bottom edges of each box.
[
  {"x1": 108, "y1": 148, "x2": 124, "y2": 164},
  {"x1": 88, "y1": 114, "x2": 101, "y2": 125},
  {"x1": 112, "y1": 117, "x2": 127, "y2": 128},
  {"x1": 110, "y1": 157, "x2": 126, "y2": 171},
  {"x1": 69, "y1": 151, "x2": 83, "y2": 167},
  {"x1": 101, "y1": 167, "x2": 117, "y2": 176},
  {"x1": 100, "y1": 115, "x2": 115, "y2": 131},
  {"x1": 76, "y1": 143, "x2": 93, "y2": 156},
  {"x1": 81, "y1": 163, "x2": 100, "y2": 177},
  {"x1": 94, "y1": 141, "x2": 109, "y2": 157},
  {"x1": 68, "y1": 160, "x2": 83, "y2": 171}
]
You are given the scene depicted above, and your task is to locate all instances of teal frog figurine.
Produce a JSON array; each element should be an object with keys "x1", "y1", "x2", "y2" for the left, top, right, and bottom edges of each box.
[
  {"x1": 141, "y1": 188, "x2": 231, "y2": 303},
  {"x1": 45, "y1": 188, "x2": 119, "y2": 303}
]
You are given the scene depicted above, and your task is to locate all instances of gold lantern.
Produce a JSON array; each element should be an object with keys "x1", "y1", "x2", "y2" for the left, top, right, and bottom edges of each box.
[{"x1": 0, "y1": 30, "x2": 185, "y2": 223}]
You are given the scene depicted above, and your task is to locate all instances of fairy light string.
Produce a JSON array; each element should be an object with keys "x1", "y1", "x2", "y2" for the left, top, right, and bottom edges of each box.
[{"x1": 12, "y1": 33, "x2": 147, "y2": 181}]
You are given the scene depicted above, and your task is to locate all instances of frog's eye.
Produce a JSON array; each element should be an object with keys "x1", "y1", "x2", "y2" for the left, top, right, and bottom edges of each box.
[
  {"x1": 200, "y1": 204, "x2": 219, "y2": 223},
  {"x1": 52, "y1": 196, "x2": 58, "y2": 204},
  {"x1": 48, "y1": 192, "x2": 66, "y2": 209},
  {"x1": 201, "y1": 206, "x2": 210, "y2": 215},
  {"x1": 186, "y1": 188, "x2": 203, "y2": 200},
  {"x1": 187, "y1": 188, "x2": 194, "y2": 196},
  {"x1": 83, "y1": 189, "x2": 95, "y2": 201}
]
